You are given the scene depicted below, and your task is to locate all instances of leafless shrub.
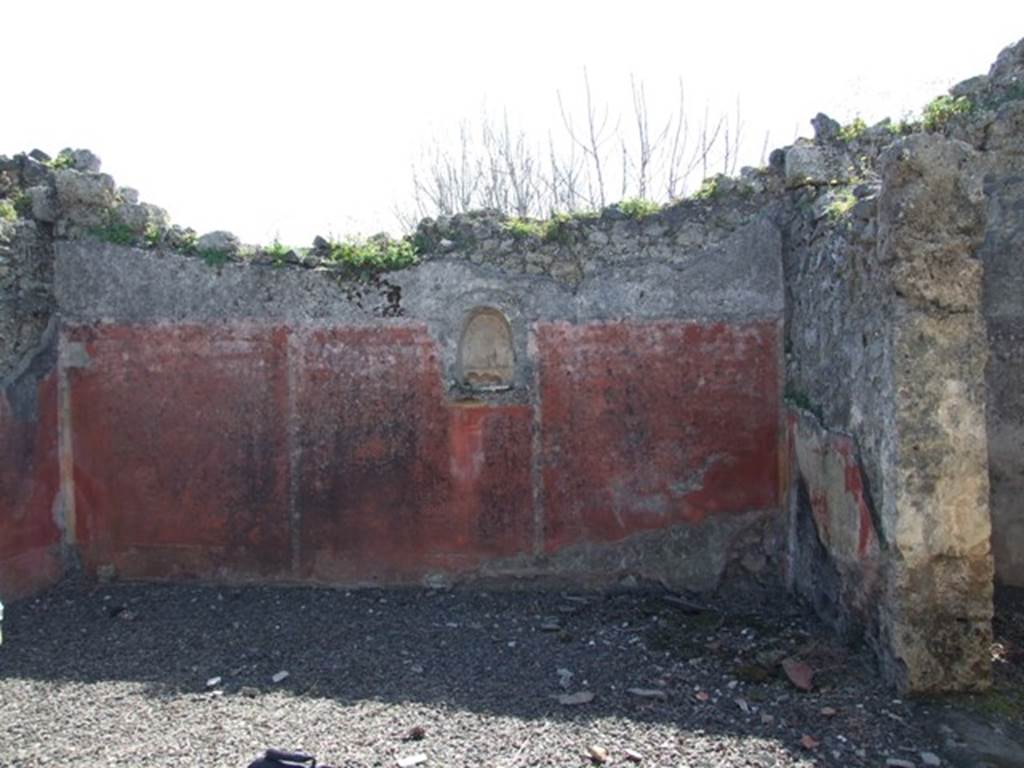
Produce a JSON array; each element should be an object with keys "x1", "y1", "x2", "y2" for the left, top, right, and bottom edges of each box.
[{"x1": 403, "y1": 73, "x2": 753, "y2": 226}]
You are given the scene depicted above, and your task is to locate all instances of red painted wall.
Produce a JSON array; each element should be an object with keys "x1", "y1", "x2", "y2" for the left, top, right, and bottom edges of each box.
[
  {"x1": 68, "y1": 325, "x2": 292, "y2": 582},
  {"x1": 537, "y1": 321, "x2": 781, "y2": 552},
  {"x1": 785, "y1": 408, "x2": 881, "y2": 618},
  {"x1": 293, "y1": 327, "x2": 534, "y2": 583},
  {"x1": 57, "y1": 319, "x2": 781, "y2": 586},
  {"x1": 0, "y1": 371, "x2": 63, "y2": 599}
]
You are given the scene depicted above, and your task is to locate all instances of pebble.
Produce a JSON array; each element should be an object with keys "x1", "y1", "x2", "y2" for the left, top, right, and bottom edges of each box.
[
  {"x1": 624, "y1": 748, "x2": 643, "y2": 763},
  {"x1": 627, "y1": 688, "x2": 668, "y2": 700},
  {"x1": 403, "y1": 725, "x2": 426, "y2": 742},
  {"x1": 587, "y1": 745, "x2": 608, "y2": 764},
  {"x1": 557, "y1": 691, "x2": 594, "y2": 705},
  {"x1": 782, "y1": 658, "x2": 814, "y2": 691},
  {"x1": 920, "y1": 753, "x2": 941, "y2": 767},
  {"x1": 886, "y1": 759, "x2": 915, "y2": 768},
  {"x1": 397, "y1": 754, "x2": 427, "y2": 768},
  {"x1": 205, "y1": 676, "x2": 222, "y2": 689},
  {"x1": 271, "y1": 670, "x2": 290, "y2": 683}
]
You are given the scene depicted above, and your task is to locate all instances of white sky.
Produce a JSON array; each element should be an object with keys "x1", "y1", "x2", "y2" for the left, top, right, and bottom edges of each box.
[{"x1": 4, "y1": 1, "x2": 1022, "y2": 244}]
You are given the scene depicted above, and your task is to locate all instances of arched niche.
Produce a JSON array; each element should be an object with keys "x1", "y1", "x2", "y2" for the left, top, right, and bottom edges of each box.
[{"x1": 457, "y1": 308, "x2": 515, "y2": 390}]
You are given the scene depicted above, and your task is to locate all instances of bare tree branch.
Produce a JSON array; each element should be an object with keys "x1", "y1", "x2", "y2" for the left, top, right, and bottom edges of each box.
[{"x1": 402, "y1": 75, "x2": 750, "y2": 226}]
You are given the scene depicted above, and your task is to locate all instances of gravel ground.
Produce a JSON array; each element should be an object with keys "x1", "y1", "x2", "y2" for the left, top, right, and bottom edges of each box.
[{"x1": 0, "y1": 578, "x2": 1020, "y2": 768}]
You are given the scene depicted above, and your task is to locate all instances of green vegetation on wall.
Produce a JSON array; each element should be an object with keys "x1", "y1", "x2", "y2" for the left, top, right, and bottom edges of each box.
[
  {"x1": 825, "y1": 188, "x2": 857, "y2": 221},
  {"x1": 90, "y1": 217, "x2": 137, "y2": 246},
  {"x1": 617, "y1": 198, "x2": 662, "y2": 218},
  {"x1": 692, "y1": 177, "x2": 721, "y2": 201},
  {"x1": 45, "y1": 150, "x2": 76, "y2": 170},
  {"x1": 838, "y1": 117, "x2": 867, "y2": 142},
  {"x1": 922, "y1": 95, "x2": 974, "y2": 131},
  {"x1": 322, "y1": 236, "x2": 419, "y2": 273}
]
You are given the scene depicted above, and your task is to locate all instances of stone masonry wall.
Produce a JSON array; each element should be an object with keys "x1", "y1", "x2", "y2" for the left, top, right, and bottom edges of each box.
[
  {"x1": 780, "y1": 119, "x2": 900, "y2": 656},
  {"x1": 778, "y1": 38, "x2": 1024, "y2": 692},
  {"x1": 0, "y1": 147, "x2": 794, "y2": 599},
  {"x1": 53, "y1": 198, "x2": 785, "y2": 591},
  {"x1": 944, "y1": 43, "x2": 1024, "y2": 586},
  {"x1": 0, "y1": 154, "x2": 64, "y2": 599},
  {"x1": 782, "y1": 126, "x2": 994, "y2": 693}
]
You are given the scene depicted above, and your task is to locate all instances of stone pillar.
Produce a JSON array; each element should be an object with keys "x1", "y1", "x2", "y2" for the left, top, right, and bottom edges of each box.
[
  {"x1": 976, "y1": 101, "x2": 1024, "y2": 587},
  {"x1": 875, "y1": 135, "x2": 993, "y2": 692}
]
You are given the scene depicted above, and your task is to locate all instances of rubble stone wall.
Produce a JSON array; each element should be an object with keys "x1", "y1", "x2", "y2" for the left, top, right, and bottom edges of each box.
[
  {"x1": 948, "y1": 67, "x2": 1024, "y2": 587},
  {"x1": 783, "y1": 132, "x2": 993, "y2": 693},
  {"x1": 0, "y1": 154, "x2": 63, "y2": 599},
  {"x1": 0, "y1": 325, "x2": 62, "y2": 600},
  {"x1": 777, "y1": 38, "x2": 1024, "y2": 692},
  {"x1": 881, "y1": 39, "x2": 1024, "y2": 589}
]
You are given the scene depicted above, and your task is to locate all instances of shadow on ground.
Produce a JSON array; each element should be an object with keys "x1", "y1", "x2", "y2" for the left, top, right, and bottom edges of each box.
[{"x1": 0, "y1": 578, "x2": 1020, "y2": 767}]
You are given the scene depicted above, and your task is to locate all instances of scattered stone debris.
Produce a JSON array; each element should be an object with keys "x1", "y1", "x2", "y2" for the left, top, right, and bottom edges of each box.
[
  {"x1": 402, "y1": 726, "x2": 426, "y2": 742},
  {"x1": 662, "y1": 595, "x2": 706, "y2": 613},
  {"x1": 556, "y1": 667, "x2": 573, "y2": 689},
  {"x1": 0, "y1": 576, "x2": 1018, "y2": 766},
  {"x1": 781, "y1": 658, "x2": 814, "y2": 691},
  {"x1": 396, "y1": 753, "x2": 427, "y2": 768},
  {"x1": 556, "y1": 691, "x2": 594, "y2": 706},
  {"x1": 196, "y1": 230, "x2": 241, "y2": 257},
  {"x1": 586, "y1": 745, "x2": 609, "y2": 764},
  {"x1": 627, "y1": 687, "x2": 668, "y2": 700}
]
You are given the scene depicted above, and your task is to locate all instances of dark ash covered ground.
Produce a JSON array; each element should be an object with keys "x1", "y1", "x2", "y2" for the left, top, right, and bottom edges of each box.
[{"x1": 0, "y1": 580, "x2": 1021, "y2": 767}]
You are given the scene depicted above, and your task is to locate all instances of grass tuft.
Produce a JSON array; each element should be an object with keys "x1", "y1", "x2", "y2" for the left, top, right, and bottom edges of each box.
[
  {"x1": 922, "y1": 95, "x2": 973, "y2": 131},
  {"x1": 618, "y1": 198, "x2": 662, "y2": 218}
]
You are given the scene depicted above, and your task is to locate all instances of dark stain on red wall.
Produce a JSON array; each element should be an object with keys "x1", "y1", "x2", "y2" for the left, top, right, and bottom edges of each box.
[
  {"x1": 52, "y1": 318, "x2": 780, "y2": 588},
  {"x1": 68, "y1": 325, "x2": 292, "y2": 581},
  {"x1": 293, "y1": 326, "x2": 533, "y2": 583},
  {"x1": 537, "y1": 321, "x2": 780, "y2": 553},
  {"x1": 448, "y1": 403, "x2": 534, "y2": 552},
  {"x1": 0, "y1": 371, "x2": 63, "y2": 599}
]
